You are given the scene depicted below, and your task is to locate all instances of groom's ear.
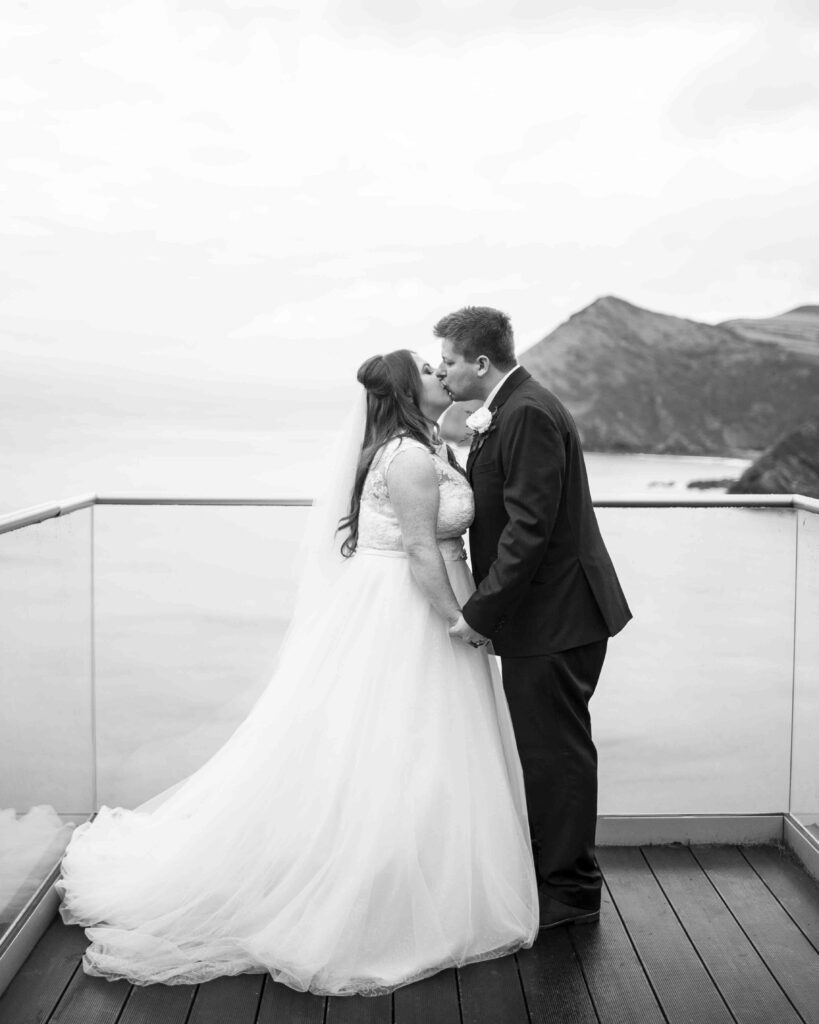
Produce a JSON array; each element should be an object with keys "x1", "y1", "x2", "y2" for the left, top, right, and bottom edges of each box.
[{"x1": 476, "y1": 355, "x2": 490, "y2": 376}]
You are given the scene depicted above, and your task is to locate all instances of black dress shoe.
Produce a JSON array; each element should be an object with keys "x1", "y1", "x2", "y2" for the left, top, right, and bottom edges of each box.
[{"x1": 539, "y1": 896, "x2": 600, "y2": 931}]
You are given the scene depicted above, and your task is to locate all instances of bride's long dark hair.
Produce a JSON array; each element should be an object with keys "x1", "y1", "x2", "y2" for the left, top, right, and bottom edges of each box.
[{"x1": 338, "y1": 349, "x2": 435, "y2": 557}]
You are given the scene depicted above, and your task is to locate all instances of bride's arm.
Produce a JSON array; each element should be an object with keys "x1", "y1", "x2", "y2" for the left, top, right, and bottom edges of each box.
[{"x1": 387, "y1": 448, "x2": 462, "y2": 627}]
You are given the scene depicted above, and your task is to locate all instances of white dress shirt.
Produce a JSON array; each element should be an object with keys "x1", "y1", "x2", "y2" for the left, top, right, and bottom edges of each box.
[{"x1": 483, "y1": 365, "x2": 521, "y2": 409}]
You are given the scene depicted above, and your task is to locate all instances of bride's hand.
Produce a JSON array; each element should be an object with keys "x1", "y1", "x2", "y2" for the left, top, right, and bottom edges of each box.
[{"x1": 449, "y1": 613, "x2": 490, "y2": 647}]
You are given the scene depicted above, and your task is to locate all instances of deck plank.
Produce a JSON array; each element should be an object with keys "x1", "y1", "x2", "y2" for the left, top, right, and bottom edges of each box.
[
  {"x1": 597, "y1": 846, "x2": 733, "y2": 1024},
  {"x1": 645, "y1": 845, "x2": 803, "y2": 1024},
  {"x1": 742, "y1": 845, "x2": 819, "y2": 951},
  {"x1": 256, "y1": 977, "x2": 326, "y2": 1024},
  {"x1": 324, "y1": 992, "x2": 392, "y2": 1023},
  {"x1": 3, "y1": 847, "x2": 818, "y2": 1024},
  {"x1": 457, "y1": 953, "x2": 528, "y2": 1024},
  {"x1": 393, "y1": 968, "x2": 460, "y2": 1024},
  {"x1": 0, "y1": 919, "x2": 86, "y2": 1024},
  {"x1": 187, "y1": 974, "x2": 264, "y2": 1024},
  {"x1": 570, "y1": 879, "x2": 664, "y2": 1024},
  {"x1": 693, "y1": 845, "x2": 819, "y2": 1024},
  {"x1": 517, "y1": 929, "x2": 597, "y2": 1024},
  {"x1": 117, "y1": 982, "x2": 197, "y2": 1024},
  {"x1": 47, "y1": 970, "x2": 131, "y2": 1024}
]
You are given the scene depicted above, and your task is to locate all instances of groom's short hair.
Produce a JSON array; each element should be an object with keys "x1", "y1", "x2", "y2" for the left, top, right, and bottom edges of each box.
[{"x1": 433, "y1": 306, "x2": 516, "y2": 370}]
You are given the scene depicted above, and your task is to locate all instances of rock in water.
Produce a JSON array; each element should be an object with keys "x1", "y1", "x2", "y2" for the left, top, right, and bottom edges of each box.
[
  {"x1": 729, "y1": 422, "x2": 819, "y2": 498},
  {"x1": 521, "y1": 297, "x2": 819, "y2": 456}
]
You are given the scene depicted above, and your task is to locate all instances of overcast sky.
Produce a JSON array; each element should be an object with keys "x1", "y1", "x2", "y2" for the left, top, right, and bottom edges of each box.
[{"x1": 2, "y1": 0, "x2": 817, "y2": 389}]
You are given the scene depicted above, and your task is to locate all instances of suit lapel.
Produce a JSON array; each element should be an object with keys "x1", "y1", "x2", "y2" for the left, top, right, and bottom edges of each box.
[
  {"x1": 466, "y1": 367, "x2": 531, "y2": 482},
  {"x1": 489, "y1": 366, "x2": 530, "y2": 413},
  {"x1": 466, "y1": 432, "x2": 481, "y2": 479}
]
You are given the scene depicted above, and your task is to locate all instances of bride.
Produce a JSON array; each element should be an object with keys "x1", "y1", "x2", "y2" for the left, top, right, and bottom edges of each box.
[{"x1": 56, "y1": 349, "x2": 538, "y2": 996}]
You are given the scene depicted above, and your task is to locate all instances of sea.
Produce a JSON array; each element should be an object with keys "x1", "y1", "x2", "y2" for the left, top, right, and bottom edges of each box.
[{"x1": 0, "y1": 422, "x2": 750, "y2": 516}]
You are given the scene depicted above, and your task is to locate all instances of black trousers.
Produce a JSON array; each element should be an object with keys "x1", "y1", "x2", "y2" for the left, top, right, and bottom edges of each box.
[{"x1": 501, "y1": 638, "x2": 607, "y2": 911}]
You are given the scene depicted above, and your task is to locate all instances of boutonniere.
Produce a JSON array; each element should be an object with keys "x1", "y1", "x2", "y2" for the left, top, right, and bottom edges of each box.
[{"x1": 465, "y1": 407, "x2": 497, "y2": 454}]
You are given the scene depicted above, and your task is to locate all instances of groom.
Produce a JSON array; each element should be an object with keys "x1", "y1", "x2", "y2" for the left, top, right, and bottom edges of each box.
[{"x1": 435, "y1": 306, "x2": 632, "y2": 929}]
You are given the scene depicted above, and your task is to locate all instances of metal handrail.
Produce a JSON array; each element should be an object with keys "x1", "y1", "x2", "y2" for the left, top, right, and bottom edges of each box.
[
  {"x1": 95, "y1": 495, "x2": 315, "y2": 507},
  {"x1": 2, "y1": 492, "x2": 818, "y2": 537},
  {"x1": 0, "y1": 494, "x2": 97, "y2": 536},
  {"x1": 0, "y1": 495, "x2": 315, "y2": 535},
  {"x1": 592, "y1": 495, "x2": 818, "y2": 509}
]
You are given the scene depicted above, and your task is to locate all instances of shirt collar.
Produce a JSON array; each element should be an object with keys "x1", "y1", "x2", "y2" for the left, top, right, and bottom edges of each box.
[{"x1": 483, "y1": 365, "x2": 520, "y2": 410}]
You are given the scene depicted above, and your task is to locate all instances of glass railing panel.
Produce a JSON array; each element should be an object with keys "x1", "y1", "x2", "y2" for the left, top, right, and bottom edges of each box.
[
  {"x1": 93, "y1": 504, "x2": 310, "y2": 808},
  {"x1": 0, "y1": 509, "x2": 93, "y2": 935},
  {"x1": 791, "y1": 508, "x2": 819, "y2": 834},
  {"x1": 91, "y1": 502, "x2": 801, "y2": 820},
  {"x1": 594, "y1": 506, "x2": 796, "y2": 815}
]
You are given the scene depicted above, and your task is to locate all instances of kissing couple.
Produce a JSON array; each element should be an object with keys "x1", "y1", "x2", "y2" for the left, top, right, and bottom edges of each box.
[{"x1": 56, "y1": 306, "x2": 632, "y2": 996}]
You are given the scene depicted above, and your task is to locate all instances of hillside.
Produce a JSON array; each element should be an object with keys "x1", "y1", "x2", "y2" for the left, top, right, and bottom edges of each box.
[
  {"x1": 520, "y1": 297, "x2": 819, "y2": 456},
  {"x1": 729, "y1": 421, "x2": 819, "y2": 498},
  {"x1": 722, "y1": 306, "x2": 819, "y2": 356}
]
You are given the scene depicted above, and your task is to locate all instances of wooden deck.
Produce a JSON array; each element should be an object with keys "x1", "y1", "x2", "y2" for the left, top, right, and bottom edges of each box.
[{"x1": 2, "y1": 844, "x2": 818, "y2": 1024}]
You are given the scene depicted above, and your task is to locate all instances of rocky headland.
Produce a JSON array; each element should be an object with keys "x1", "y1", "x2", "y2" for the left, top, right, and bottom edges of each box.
[
  {"x1": 729, "y1": 422, "x2": 819, "y2": 498},
  {"x1": 520, "y1": 297, "x2": 819, "y2": 458}
]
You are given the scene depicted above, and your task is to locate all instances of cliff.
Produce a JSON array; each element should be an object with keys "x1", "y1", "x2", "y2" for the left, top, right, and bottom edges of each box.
[
  {"x1": 520, "y1": 297, "x2": 819, "y2": 456},
  {"x1": 728, "y1": 422, "x2": 819, "y2": 498}
]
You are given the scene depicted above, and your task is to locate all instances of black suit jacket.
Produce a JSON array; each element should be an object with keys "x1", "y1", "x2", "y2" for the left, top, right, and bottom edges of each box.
[{"x1": 462, "y1": 367, "x2": 632, "y2": 657}]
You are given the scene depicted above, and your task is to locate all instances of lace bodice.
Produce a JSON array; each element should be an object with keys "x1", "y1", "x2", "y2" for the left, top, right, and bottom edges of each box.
[{"x1": 357, "y1": 436, "x2": 474, "y2": 559}]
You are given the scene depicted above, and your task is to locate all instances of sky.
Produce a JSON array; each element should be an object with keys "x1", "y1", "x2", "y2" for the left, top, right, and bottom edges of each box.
[{"x1": 1, "y1": 0, "x2": 818, "y2": 399}]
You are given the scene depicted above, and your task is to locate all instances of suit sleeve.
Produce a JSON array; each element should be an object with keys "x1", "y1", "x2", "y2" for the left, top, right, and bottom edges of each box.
[{"x1": 462, "y1": 402, "x2": 565, "y2": 637}]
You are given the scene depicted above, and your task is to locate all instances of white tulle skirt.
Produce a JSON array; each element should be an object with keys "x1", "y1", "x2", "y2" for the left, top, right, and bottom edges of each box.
[{"x1": 56, "y1": 549, "x2": 538, "y2": 995}]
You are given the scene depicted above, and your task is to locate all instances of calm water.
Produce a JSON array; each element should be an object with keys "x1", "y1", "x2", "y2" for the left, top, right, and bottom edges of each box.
[{"x1": 0, "y1": 422, "x2": 750, "y2": 516}]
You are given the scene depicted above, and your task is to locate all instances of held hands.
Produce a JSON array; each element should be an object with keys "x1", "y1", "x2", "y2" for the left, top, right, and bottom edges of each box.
[{"x1": 449, "y1": 612, "x2": 490, "y2": 649}]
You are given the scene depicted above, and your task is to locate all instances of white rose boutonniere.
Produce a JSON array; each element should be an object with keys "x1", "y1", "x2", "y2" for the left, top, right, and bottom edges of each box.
[
  {"x1": 465, "y1": 407, "x2": 494, "y2": 435},
  {"x1": 465, "y1": 407, "x2": 497, "y2": 455}
]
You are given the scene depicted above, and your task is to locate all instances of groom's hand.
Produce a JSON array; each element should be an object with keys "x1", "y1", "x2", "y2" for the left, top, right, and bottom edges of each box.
[{"x1": 449, "y1": 613, "x2": 489, "y2": 647}]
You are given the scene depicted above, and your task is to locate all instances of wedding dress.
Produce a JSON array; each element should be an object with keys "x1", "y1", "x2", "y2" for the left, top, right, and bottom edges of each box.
[{"x1": 56, "y1": 433, "x2": 538, "y2": 995}]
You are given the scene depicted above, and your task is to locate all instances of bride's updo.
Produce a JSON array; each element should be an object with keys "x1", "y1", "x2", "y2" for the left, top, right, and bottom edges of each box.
[{"x1": 338, "y1": 350, "x2": 436, "y2": 557}]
